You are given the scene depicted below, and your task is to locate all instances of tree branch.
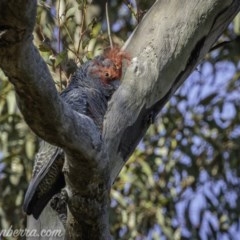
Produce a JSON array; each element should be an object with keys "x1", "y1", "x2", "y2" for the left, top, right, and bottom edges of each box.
[
  {"x1": 0, "y1": 0, "x2": 102, "y2": 160},
  {"x1": 103, "y1": 0, "x2": 240, "y2": 184}
]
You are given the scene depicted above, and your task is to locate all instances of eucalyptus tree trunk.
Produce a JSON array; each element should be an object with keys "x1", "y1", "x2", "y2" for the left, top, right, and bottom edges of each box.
[{"x1": 0, "y1": 0, "x2": 239, "y2": 239}]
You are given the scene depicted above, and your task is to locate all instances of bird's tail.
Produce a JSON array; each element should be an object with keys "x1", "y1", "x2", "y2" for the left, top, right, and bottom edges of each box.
[{"x1": 23, "y1": 146, "x2": 65, "y2": 219}]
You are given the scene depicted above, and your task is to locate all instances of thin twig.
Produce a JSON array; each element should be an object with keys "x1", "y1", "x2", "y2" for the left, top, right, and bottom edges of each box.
[
  {"x1": 123, "y1": 0, "x2": 138, "y2": 22},
  {"x1": 77, "y1": 2, "x2": 86, "y2": 60},
  {"x1": 209, "y1": 40, "x2": 233, "y2": 52},
  {"x1": 57, "y1": 0, "x2": 63, "y2": 90},
  {"x1": 106, "y1": 2, "x2": 113, "y2": 49}
]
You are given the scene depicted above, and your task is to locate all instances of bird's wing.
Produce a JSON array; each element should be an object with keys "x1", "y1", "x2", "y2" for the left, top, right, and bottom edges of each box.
[
  {"x1": 23, "y1": 142, "x2": 65, "y2": 219},
  {"x1": 60, "y1": 87, "x2": 88, "y2": 114},
  {"x1": 84, "y1": 87, "x2": 108, "y2": 129},
  {"x1": 61, "y1": 86, "x2": 108, "y2": 129}
]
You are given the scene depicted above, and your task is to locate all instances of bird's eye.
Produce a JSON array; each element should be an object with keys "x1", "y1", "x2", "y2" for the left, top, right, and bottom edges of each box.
[{"x1": 105, "y1": 72, "x2": 110, "y2": 77}]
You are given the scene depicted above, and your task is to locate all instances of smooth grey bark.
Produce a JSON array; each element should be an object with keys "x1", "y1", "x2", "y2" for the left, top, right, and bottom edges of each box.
[
  {"x1": 0, "y1": 0, "x2": 239, "y2": 239},
  {"x1": 104, "y1": 0, "x2": 240, "y2": 184}
]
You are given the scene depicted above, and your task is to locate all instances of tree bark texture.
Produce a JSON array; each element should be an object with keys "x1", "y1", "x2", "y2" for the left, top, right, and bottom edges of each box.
[{"x1": 0, "y1": 0, "x2": 239, "y2": 239}]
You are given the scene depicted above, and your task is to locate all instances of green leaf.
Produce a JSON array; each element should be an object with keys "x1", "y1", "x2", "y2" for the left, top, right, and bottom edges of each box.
[{"x1": 55, "y1": 51, "x2": 68, "y2": 67}]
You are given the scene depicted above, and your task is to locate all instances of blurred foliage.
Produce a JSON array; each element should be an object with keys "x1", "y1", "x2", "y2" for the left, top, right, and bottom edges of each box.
[
  {"x1": 0, "y1": 1, "x2": 240, "y2": 240},
  {"x1": 0, "y1": 71, "x2": 36, "y2": 232}
]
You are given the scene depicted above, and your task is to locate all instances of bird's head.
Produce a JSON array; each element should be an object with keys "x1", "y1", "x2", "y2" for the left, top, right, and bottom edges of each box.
[{"x1": 89, "y1": 47, "x2": 131, "y2": 84}]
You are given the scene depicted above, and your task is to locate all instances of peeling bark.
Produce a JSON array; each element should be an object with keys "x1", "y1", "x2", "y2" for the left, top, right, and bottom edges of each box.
[{"x1": 0, "y1": 0, "x2": 239, "y2": 239}]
